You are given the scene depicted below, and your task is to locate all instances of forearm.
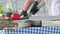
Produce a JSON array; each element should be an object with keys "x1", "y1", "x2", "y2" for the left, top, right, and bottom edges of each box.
[{"x1": 22, "y1": 0, "x2": 33, "y2": 11}]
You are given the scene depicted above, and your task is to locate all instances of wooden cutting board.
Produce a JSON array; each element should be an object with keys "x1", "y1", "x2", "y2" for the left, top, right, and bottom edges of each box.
[{"x1": 0, "y1": 19, "x2": 30, "y2": 30}]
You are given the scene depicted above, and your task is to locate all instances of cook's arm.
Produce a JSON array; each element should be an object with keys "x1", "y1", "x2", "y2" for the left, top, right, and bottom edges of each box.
[{"x1": 22, "y1": 0, "x2": 33, "y2": 11}]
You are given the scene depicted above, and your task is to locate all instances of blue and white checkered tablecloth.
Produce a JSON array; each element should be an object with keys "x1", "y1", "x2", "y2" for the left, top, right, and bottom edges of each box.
[{"x1": 1, "y1": 26, "x2": 60, "y2": 34}]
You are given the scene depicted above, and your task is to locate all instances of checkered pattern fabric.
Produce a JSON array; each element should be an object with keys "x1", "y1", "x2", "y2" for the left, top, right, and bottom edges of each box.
[{"x1": 2, "y1": 26, "x2": 60, "y2": 34}]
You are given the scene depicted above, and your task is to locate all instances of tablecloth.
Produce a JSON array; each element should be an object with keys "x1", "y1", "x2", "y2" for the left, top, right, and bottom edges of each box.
[{"x1": 0, "y1": 26, "x2": 60, "y2": 34}]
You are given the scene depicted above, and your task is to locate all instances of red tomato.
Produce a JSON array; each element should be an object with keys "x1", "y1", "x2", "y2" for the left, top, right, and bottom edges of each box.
[{"x1": 11, "y1": 13, "x2": 21, "y2": 20}]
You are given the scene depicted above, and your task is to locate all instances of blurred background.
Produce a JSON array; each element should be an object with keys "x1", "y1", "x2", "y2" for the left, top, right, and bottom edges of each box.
[{"x1": 0, "y1": 0, "x2": 48, "y2": 16}]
